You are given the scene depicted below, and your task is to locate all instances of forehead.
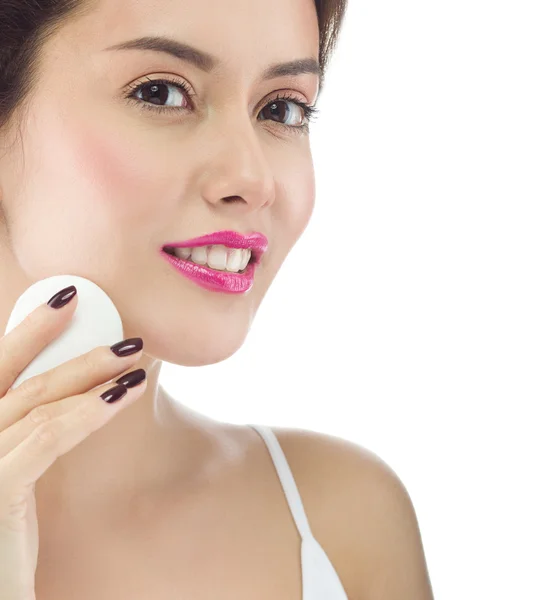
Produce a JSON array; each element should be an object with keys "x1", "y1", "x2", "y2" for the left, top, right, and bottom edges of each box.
[{"x1": 58, "y1": 0, "x2": 320, "y2": 75}]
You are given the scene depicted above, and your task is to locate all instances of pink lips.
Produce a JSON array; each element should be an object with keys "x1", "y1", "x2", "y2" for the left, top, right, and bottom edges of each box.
[
  {"x1": 163, "y1": 230, "x2": 268, "y2": 265},
  {"x1": 160, "y1": 230, "x2": 268, "y2": 295}
]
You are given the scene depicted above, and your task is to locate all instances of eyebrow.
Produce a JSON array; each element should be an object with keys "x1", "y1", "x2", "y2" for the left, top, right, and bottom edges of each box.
[{"x1": 104, "y1": 35, "x2": 323, "y2": 92}]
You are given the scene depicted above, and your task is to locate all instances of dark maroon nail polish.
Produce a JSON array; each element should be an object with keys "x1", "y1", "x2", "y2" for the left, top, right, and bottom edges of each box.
[
  {"x1": 115, "y1": 368, "x2": 146, "y2": 389},
  {"x1": 100, "y1": 384, "x2": 128, "y2": 404},
  {"x1": 47, "y1": 285, "x2": 77, "y2": 309},
  {"x1": 110, "y1": 337, "x2": 143, "y2": 357}
]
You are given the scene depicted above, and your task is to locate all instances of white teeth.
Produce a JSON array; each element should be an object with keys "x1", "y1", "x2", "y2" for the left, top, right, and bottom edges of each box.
[
  {"x1": 223, "y1": 248, "x2": 243, "y2": 272},
  {"x1": 174, "y1": 247, "x2": 192, "y2": 260},
  {"x1": 239, "y1": 249, "x2": 251, "y2": 271},
  {"x1": 190, "y1": 246, "x2": 207, "y2": 264},
  {"x1": 173, "y1": 245, "x2": 252, "y2": 273}
]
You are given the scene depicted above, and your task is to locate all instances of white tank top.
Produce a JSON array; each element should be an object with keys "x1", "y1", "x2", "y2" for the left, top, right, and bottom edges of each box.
[{"x1": 248, "y1": 424, "x2": 349, "y2": 600}]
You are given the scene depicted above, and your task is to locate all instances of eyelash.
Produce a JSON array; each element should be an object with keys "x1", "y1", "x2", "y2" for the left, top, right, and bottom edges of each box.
[{"x1": 123, "y1": 76, "x2": 320, "y2": 135}]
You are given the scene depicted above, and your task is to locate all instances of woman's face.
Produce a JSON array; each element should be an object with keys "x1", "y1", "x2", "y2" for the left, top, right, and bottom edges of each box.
[{"x1": 0, "y1": 0, "x2": 320, "y2": 366}]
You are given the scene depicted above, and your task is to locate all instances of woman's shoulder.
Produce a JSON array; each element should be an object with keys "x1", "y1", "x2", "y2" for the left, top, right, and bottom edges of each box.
[
  {"x1": 267, "y1": 425, "x2": 400, "y2": 485},
  {"x1": 265, "y1": 425, "x2": 433, "y2": 600}
]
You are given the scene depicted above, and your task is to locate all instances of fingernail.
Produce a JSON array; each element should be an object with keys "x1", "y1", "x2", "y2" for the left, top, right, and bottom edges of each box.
[
  {"x1": 110, "y1": 337, "x2": 143, "y2": 357},
  {"x1": 100, "y1": 383, "x2": 128, "y2": 403},
  {"x1": 47, "y1": 285, "x2": 77, "y2": 309},
  {"x1": 115, "y1": 368, "x2": 146, "y2": 389}
]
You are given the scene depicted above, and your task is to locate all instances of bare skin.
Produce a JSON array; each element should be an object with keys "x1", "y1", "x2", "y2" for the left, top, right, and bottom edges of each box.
[
  {"x1": 34, "y1": 420, "x2": 359, "y2": 600},
  {"x1": 0, "y1": 0, "x2": 352, "y2": 597}
]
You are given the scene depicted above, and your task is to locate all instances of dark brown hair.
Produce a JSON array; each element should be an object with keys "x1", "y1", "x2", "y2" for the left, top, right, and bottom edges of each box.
[{"x1": 0, "y1": 0, "x2": 348, "y2": 140}]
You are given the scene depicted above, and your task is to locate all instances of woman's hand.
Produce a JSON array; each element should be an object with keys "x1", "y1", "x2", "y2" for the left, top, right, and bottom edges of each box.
[{"x1": 0, "y1": 288, "x2": 147, "y2": 600}]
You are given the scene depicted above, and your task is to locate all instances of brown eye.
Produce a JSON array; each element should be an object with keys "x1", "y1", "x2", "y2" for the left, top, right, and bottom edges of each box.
[
  {"x1": 259, "y1": 98, "x2": 306, "y2": 128},
  {"x1": 135, "y1": 81, "x2": 187, "y2": 107},
  {"x1": 125, "y1": 77, "x2": 194, "y2": 113},
  {"x1": 140, "y1": 82, "x2": 169, "y2": 105}
]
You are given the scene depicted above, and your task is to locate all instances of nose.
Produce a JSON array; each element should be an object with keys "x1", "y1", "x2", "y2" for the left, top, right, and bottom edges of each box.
[{"x1": 197, "y1": 112, "x2": 276, "y2": 212}]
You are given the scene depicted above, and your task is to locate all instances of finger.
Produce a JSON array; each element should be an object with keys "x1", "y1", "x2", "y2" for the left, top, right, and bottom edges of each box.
[
  {"x1": 0, "y1": 340, "x2": 144, "y2": 433},
  {"x1": 0, "y1": 377, "x2": 147, "y2": 498},
  {"x1": 0, "y1": 291, "x2": 78, "y2": 397},
  {"x1": 0, "y1": 368, "x2": 146, "y2": 460}
]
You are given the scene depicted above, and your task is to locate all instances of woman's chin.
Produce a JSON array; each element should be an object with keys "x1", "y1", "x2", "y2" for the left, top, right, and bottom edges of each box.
[
  {"x1": 153, "y1": 338, "x2": 248, "y2": 367},
  {"x1": 127, "y1": 314, "x2": 252, "y2": 367}
]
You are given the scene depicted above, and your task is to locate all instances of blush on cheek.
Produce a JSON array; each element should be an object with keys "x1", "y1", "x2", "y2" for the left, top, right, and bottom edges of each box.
[
  {"x1": 12, "y1": 123, "x2": 163, "y2": 276},
  {"x1": 71, "y1": 124, "x2": 161, "y2": 215}
]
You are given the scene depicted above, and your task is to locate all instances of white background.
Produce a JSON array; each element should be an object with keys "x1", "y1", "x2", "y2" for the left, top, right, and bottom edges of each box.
[{"x1": 162, "y1": 1, "x2": 558, "y2": 598}]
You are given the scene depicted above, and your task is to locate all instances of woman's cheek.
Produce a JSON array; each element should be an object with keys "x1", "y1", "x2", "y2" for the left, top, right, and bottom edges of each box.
[
  {"x1": 285, "y1": 158, "x2": 316, "y2": 240},
  {"x1": 70, "y1": 122, "x2": 161, "y2": 219},
  {"x1": 10, "y1": 126, "x2": 155, "y2": 276}
]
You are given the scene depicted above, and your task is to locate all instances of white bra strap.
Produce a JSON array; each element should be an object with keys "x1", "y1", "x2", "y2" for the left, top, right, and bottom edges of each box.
[{"x1": 248, "y1": 424, "x2": 313, "y2": 540}]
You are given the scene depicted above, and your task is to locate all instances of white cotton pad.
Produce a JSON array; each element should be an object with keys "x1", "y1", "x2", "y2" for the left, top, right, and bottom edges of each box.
[{"x1": 3, "y1": 275, "x2": 124, "y2": 391}]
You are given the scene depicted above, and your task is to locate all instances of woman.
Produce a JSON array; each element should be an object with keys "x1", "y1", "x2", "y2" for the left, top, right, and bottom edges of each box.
[{"x1": 0, "y1": 0, "x2": 434, "y2": 598}]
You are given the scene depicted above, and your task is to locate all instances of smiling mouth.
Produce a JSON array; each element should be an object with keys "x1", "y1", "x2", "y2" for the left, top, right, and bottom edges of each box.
[{"x1": 162, "y1": 246, "x2": 257, "y2": 274}]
